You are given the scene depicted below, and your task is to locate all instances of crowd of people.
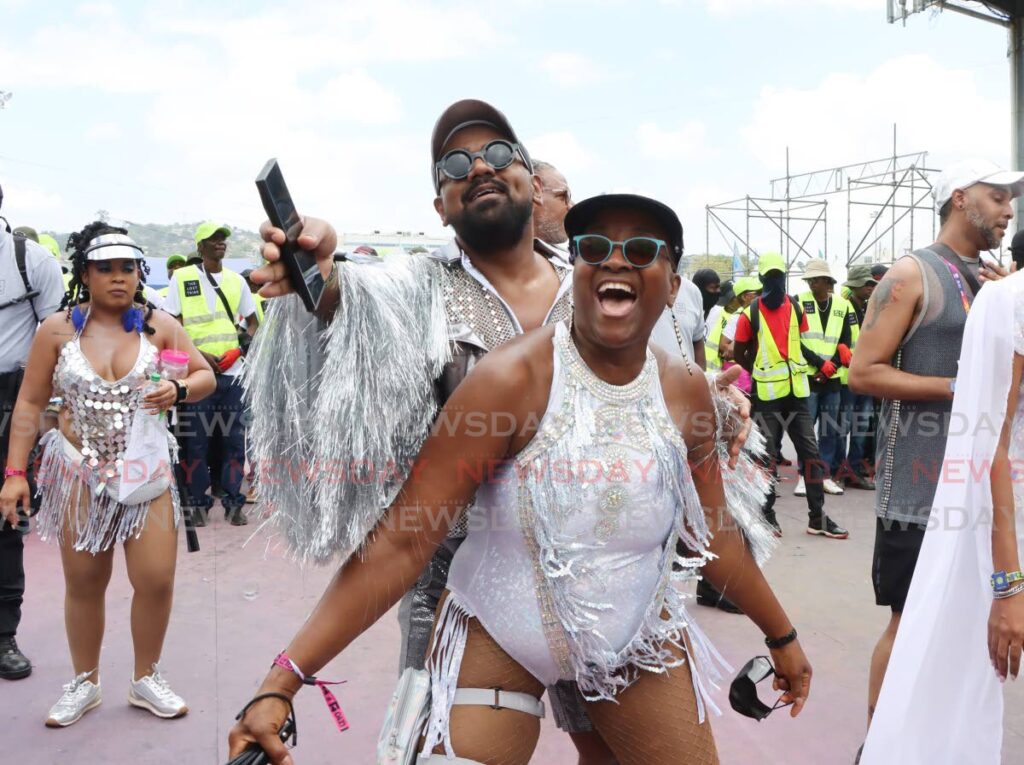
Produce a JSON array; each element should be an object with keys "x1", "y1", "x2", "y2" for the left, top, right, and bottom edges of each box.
[{"x1": 0, "y1": 99, "x2": 1021, "y2": 765}]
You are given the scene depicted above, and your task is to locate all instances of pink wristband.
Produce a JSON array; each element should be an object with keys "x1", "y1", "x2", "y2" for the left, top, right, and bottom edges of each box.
[
  {"x1": 3, "y1": 468, "x2": 26, "y2": 478},
  {"x1": 273, "y1": 652, "x2": 349, "y2": 732}
]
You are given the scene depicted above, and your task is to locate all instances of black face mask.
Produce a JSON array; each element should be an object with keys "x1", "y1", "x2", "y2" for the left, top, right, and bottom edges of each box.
[
  {"x1": 692, "y1": 268, "x2": 721, "y2": 317},
  {"x1": 729, "y1": 656, "x2": 793, "y2": 721},
  {"x1": 760, "y1": 273, "x2": 787, "y2": 310}
]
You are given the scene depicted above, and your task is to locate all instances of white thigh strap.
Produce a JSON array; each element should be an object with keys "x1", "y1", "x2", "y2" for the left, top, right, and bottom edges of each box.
[
  {"x1": 419, "y1": 756, "x2": 483, "y2": 765},
  {"x1": 451, "y1": 687, "x2": 545, "y2": 718}
]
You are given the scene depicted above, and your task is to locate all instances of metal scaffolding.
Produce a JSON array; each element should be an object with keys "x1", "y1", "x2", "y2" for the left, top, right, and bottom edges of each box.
[
  {"x1": 705, "y1": 129, "x2": 939, "y2": 274},
  {"x1": 889, "y1": 1, "x2": 1024, "y2": 219},
  {"x1": 705, "y1": 195, "x2": 827, "y2": 276}
]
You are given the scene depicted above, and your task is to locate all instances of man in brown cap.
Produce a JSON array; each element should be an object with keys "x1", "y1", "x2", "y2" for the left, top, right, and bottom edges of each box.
[{"x1": 235, "y1": 99, "x2": 752, "y2": 764}]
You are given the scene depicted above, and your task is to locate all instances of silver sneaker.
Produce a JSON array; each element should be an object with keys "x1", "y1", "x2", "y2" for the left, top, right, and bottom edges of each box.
[
  {"x1": 128, "y1": 663, "x2": 188, "y2": 718},
  {"x1": 45, "y1": 670, "x2": 101, "y2": 727}
]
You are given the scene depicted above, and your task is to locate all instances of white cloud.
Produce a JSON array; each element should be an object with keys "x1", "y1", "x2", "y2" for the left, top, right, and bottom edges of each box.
[
  {"x1": 85, "y1": 122, "x2": 124, "y2": 142},
  {"x1": 636, "y1": 120, "x2": 709, "y2": 160},
  {"x1": 76, "y1": 2, "x2": 117, "y2": 19},
  {"x1": 0, "y1": 1, "x2": 511, "y2": 232},
  {"x1": 703, "y1": 0, "x2": 876, "y2": 14},
  {"x1": 536, "y1": 53, "x2": 603, "y2": 88},
  {"x1": 319, "y1": 70, "x2": 404, "y2": 125},
  {"x1": 740, "y1": 53, "x2": 1008, "y2": 174},
  {"x1": 526, "y1": 131, "x2": 596, "y2": 176},
  {"x1": 0, "y1": 180, "x2": 65, "y2": 223}
]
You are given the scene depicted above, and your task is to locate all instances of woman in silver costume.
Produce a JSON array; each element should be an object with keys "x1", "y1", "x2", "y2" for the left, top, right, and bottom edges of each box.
[
  {"x1": 228, "y1": 195, "x2": 811, "y2": 765},
  {"x1": 0, "y1": 222, "x2": 215, "y2": 728}
]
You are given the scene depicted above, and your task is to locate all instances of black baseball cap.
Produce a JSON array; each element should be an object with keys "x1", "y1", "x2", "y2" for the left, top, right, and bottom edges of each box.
[
  {"x1": 718, "y1": 279, "x2": 735, "y2": 306},
  {"x1": 430, "y1": 99, "x2": 532, "y2": 193},
  {"x1": 564, "y1": 193, "x2": 684, "y2": 266},
  {"x1": 1011, "y1": 229, "x2": 1024, "y2": 252}
]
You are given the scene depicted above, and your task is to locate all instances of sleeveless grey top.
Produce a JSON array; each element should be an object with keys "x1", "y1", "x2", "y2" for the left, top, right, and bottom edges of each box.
[{"x1": 876, "y1": 245, "x2": 976, "y2": 523}]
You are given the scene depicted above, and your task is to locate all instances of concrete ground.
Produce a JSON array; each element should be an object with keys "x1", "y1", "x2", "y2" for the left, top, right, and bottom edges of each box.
[{"x1": 7, "y1": 474, "x2": 1024, "y2": 765}]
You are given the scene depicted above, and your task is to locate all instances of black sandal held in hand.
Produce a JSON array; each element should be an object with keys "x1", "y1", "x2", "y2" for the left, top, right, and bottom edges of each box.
[{"x1": 225, "y1": 693, "x2": 297, "y2": 765}]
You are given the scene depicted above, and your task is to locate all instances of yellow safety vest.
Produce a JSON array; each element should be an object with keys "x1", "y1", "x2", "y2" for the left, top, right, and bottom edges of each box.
[
  {"x1": 797, "y1": 290, "x2": 851, "y2": 363},
  {"x1": 838, "y1": 305, "x2": 861, "y2": 386},
  {"x1": 745, "y1": 298, "x2": 810, "y2": 400},
  {"x1": 704, "y1": 308, "x2": 732, "y2": 372},
  {"x1": 62, "y1": 272, "x2": 73, "y2": 290},
  {"x1": 176, "y1": 264, "x2": 244, "y2": 356},
  {"x1": 253, "y1": 293, "x2": 265, "y2": 323}
]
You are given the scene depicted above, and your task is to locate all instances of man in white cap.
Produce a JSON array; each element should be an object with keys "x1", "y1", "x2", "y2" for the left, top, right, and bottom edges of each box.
[
  {"x1": 793, "y1": 258, "x2": 854, "y2": 498},
  {"x1": 849, "y1": 158, "x2": 1022, "y2": 761}
]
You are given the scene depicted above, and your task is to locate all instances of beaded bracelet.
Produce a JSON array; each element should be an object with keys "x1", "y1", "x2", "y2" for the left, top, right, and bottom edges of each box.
[
  {"x1": 993, "y1": 582, "x2": 1024, "y2": 600},
  {"x1": 991, "y1": 570, "x2": 1024, "y2": 593},
  {"x1": 3, "y1": 467, "x2": 26, "y2": 478}
]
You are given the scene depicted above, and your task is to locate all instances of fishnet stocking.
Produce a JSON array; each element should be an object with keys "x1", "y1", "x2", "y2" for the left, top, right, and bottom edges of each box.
[
  {"x1": 427, "y1": 594, "x2": 545, "y2": 764},
  {"x1": 426, "y1": 594, "x2": 718, "y2": 765},
  {"x1": 583, "y1": 642, "x2": 720, "y2": 765}
]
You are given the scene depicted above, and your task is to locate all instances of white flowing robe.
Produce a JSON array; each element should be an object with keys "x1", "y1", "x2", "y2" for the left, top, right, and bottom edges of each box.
[{"x1": 862, "y1": 271, "x2": 1024, "y2": 764}]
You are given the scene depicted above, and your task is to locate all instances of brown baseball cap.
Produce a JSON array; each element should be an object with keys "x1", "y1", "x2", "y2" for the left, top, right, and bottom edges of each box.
[{"x1": 430, "y1": 99, "x2": 532, "y2": 193}]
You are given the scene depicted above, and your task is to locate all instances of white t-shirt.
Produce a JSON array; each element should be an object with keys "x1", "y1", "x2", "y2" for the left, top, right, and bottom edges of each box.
[
  {"x1": 723, "y1": 311, "x2": 741, "y2": 342},
  {"x1": 650, "y1": 278, "x2": 705, "y2": 363},
  {"x1": 164, "y1": 266, "x2": 256, "y2": 377},
  {"x1": 143, "y1": 284, "x2": 165, "y2": 311},
  {"x1": 0, "y1": 233, "x2": 65, "y2": 373}
]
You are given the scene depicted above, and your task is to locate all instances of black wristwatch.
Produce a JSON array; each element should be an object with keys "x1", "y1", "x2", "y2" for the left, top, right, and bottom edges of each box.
[
  {"x1": 765, "y1": 628, "x2": 797, "y2": 650},
  {"x1": 171, "y1": 379, "x2": 189, "y2": 404}
]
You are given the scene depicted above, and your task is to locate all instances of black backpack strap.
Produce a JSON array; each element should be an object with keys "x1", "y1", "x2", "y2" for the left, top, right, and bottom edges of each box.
[
  {"x1": 13, "y1": 235, "x2": 39, "y2": 323},
  {"x1": 202, "y1": 266, "x2": 239, "y2": 322},
  {"x1": 749, "y1": 296, "x2": 801, "y2": 342}
]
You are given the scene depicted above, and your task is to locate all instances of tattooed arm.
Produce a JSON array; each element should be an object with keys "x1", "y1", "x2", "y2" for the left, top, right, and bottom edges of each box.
[{"x1": 848, "y1": 256, "x2": 955, "y2": 401}]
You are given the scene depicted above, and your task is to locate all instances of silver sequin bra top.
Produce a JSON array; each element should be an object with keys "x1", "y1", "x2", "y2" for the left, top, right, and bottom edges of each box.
[{"x1": 53, "y1": 328, "x2": 159, "y2": 492}]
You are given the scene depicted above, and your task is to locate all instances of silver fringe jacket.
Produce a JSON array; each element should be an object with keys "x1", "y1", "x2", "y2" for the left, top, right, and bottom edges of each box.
[{"x1": 243, "y1": 241, "x2": 775, "y2": 566}]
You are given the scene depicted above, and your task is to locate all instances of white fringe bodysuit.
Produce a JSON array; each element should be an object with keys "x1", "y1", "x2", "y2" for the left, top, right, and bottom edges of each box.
[{"x1": 421, "y1": 321, "x2": 728, "y2": 756}]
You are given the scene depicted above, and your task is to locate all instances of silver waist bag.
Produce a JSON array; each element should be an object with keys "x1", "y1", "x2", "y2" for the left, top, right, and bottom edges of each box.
[{"x1": 376, "y1": 667, "x2": 431, "y2": 765}]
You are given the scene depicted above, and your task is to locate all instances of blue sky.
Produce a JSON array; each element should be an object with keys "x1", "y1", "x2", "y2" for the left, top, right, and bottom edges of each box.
[{"x1": 0, "y1": 0, "x2": 1013, "y2": 261}]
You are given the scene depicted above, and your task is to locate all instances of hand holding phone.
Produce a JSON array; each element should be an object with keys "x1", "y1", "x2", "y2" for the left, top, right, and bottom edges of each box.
[
  {"x1": 225, "y1": 717, "x2": 295, "y2": 765},
  {"x1": 980, "y1": 258, "x2": 1010, "y2": 283},
  {"x1": 255, "y1": 159, "x2": 327, "y2": 313}
]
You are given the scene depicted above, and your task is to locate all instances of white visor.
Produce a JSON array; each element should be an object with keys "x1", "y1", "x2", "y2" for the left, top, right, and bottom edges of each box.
[{"x1": 84, "y1": 233, "x2": 144, "y2": 261}]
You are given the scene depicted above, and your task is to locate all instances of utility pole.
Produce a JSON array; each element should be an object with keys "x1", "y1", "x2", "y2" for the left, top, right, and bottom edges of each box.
[{"x1": 888, "y1": 1, "x2": 1024, "y2": 218}]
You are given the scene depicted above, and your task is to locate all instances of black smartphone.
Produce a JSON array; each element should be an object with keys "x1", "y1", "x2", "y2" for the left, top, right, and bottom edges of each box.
[{"x1": 255, "y1": 158, "x2": 324, "y2": 313}]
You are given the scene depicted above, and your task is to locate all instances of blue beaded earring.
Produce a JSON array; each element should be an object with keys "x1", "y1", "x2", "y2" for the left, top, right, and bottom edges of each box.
[
  {"x1": 122, "y1": 306, "x2": 144, "y2": 333},
  {"x1": 71, "y1": 305, "x2": 86, "y2": 333}
]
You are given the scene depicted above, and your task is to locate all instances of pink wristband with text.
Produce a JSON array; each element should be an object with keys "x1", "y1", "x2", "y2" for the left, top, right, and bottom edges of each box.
[{"x1": 273, "y1": 651, "x2": 349, "y2": 732}]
